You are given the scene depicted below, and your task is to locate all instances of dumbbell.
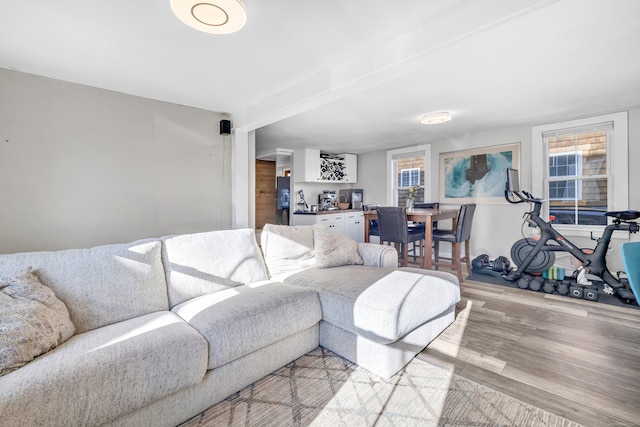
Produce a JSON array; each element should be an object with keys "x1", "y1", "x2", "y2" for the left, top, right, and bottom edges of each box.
[
  {"x1": 584, "y1": 286, "x2": 598, "y2": 301},
  {"x1": 569, "y1": 285, "x2": 584, "y2": 299},
  {"x1": 529, "y1": 276, "x2": 545, "y2": 292},
  {"x1": 557, "y1": 281, "x2": 570, "y2": 295},
  {"x1": 517, "y1": 276, "x2": 530, "y2": 289},
  {"x1": 543, "y1": 280, "x2": 556, "y2": 294}
]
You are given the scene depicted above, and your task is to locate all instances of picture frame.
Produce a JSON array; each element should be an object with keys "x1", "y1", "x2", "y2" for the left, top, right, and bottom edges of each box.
[{"x1": 439, "y1": 142, "x2": 521, "y2": 204}]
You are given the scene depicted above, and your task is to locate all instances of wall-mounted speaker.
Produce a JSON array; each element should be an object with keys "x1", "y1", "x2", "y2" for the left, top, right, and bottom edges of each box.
[{"x1": 220, "y1": 119, "x2": 231, "y2": 135}]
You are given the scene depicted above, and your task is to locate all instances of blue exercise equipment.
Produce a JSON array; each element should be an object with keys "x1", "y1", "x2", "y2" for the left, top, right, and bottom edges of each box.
[{"x1": 621, "y1": 241, "x2": 640, "y2": 303}]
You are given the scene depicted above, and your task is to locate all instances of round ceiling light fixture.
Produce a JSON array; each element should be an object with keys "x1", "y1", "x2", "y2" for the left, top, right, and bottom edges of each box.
[
  {"x1": 420, "y1": 111, "x2": 453, "y2": 125},
  {"x1": 170, "y1": 0, "x2": 247, "y2": 34}
]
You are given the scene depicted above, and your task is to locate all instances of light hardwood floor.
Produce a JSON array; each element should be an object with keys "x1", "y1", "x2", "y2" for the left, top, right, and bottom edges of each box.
[{"x1": 420, "y1": 280, "x2": 640, "y2": 427}]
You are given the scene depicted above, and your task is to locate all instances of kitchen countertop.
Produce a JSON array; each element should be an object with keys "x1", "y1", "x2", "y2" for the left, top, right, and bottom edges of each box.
[{"x1": 293, "y1": 209, "x2": 363, "y2": 215}]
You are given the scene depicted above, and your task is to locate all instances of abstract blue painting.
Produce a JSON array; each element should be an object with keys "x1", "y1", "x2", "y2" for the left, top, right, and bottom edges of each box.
[{"x1": 439, "y1": 142, "x2": 520, "y2": 203}]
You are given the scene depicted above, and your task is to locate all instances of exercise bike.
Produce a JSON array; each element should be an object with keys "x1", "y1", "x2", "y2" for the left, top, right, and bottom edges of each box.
[{"x1": 502, "y1": 168, "x2": 640, "y2": 302}]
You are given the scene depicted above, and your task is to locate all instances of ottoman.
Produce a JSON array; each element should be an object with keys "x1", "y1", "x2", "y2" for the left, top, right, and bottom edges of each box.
[{"x1": 283, "y1": 266, "x2": 460, "y2": 378}]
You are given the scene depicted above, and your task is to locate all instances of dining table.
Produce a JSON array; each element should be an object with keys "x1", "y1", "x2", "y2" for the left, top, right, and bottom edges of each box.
[{"x1": 364, "y1": 208, "x2": 459, "y2": 270}]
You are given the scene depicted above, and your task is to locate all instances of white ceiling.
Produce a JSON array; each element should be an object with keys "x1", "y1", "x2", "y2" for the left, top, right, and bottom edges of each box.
[{"x1": 2, "y1": 0, "x2": 639, "y2": 157}]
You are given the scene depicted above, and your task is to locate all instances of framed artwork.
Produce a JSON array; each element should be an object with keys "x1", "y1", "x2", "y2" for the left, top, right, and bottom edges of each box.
[{"x1": 439, "y1": 142, "x2": 520, "y2": 204}]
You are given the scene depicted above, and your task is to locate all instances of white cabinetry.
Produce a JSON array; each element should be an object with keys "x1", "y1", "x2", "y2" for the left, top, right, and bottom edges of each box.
[
  {"x1": 292, "y1": 212, "x2": 344, "y2": 234},
  {"x1": 293, "y1": 148, "x2": 320, "y2": 183},
  {"x1": 315, "y1": 213, "x2": 345, "y2": 234},
  {"x1": 344, "y1": 211, "x2": 364, "y2": 243},
  {"x1": 342, "y1": 153, "x2": 358, "y2": 183},
  {"x1": 291, "y1": 211, "x2": 364, "y2": 242},
  {"x1": 293, "y1": 149, "x2": 357, "y2": 183}
]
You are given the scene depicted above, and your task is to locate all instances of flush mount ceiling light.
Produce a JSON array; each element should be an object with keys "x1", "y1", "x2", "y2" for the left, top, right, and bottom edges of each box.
[
  {"x1": 420, "y1": 111, "x2": 452, "y2": 125},
  {"x1": 170, "y1": 0, "x2": 247, "y2": 34}
]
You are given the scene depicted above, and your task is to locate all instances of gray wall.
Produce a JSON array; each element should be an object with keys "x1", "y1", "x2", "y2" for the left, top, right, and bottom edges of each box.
[
  {"x1": 0, "y1": 69, "x2": 232, "y2": 253},
  {"x1": 358, "y1": 106, "x2": 640, "y2": 271}
]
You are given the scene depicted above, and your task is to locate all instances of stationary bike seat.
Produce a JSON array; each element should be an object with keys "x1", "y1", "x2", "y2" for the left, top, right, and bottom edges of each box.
[{"x1": 604, "y1": 210, "x2": 640, "y2": 221}]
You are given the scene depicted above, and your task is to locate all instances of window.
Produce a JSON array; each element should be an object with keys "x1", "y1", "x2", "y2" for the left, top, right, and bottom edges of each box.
[
  {"x1": 548, "y1": 152, "x2": 582, "y2": 201},
  {"x1": 532, "y1": 112, "x2": 628, "y2": 232},
  {"x1": 544, "y1": 127, "x2": 609, "y2": 225},
  {"x1": 386, "y1": 145, "x2": 431, "y2": 207},
  {"x1": 400, "y1": 168, "x2": 420, "y2": 187}
]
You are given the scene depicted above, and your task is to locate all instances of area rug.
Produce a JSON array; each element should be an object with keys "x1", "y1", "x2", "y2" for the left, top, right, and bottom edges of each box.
[
  {"x1": 467, "y1": 269, "x2": 639, "y2": 310},
  {"x1": 180, "y1": 347, "x2": 582, "y2": 427}
]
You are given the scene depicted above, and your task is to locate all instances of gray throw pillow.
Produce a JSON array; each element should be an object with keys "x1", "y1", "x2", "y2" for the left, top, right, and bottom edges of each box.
[
  {"x1": 314, "y1": 228, "x2": 364, "y2": 268},
  {"x1": 0, "y1": 268, "x2": 76, "y2": 377}
]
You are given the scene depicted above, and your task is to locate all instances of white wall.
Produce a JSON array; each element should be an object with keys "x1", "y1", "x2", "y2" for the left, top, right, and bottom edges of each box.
[
  {"x1": 628, "y1": 106, "x2": 640, "y2": 214},
  {"x1": 430, "y1": 126, "x2": 532, "y2": 261},
  {"x1": 0, "y1": 69, "x2": 232, "y2": 253}
]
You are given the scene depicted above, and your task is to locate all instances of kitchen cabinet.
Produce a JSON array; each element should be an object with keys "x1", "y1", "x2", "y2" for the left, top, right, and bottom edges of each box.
[
  {"x1": 291, "y1": 210, "x2": 364, "y2": 242},
  {"x1": 293, "y1": 149, "x2": 357, "y2": 183},
  {"x1": 314, "y1": 212, "x2": 345, "y2": 234},
  {"x1": 342, "y1": 153, "x2": 358, "y2": 183},
  {"x1": 291, "y1": 212, "x2": 344, "y2": 234},
  {"x1": 293, "y1": 148, "x2": 320, "y2": 183},
  {"x1": 344, "y1": 211, "x2": 365, "y2": 243}
]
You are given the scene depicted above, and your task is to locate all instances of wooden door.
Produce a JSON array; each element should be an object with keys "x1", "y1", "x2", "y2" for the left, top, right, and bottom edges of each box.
[{"x1": 255, "y1": 160, "x2": 277, "y2": 230}]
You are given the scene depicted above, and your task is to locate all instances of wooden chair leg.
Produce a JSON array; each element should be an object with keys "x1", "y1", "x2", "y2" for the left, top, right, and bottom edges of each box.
[
  {"x1": 452, "y1": 242, "x2": 462, "y2": 282},
  {"x1": 464, "y1": 239, "x2": 472, "y2": 277},
  {"x1": 401, "y1": 243, "x2": 408, "y2": 266}
]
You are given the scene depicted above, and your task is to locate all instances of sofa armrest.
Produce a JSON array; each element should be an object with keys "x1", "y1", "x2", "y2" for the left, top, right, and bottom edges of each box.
[{"x1": 357, "y1": 243, "x2": 398, "y2": 268}]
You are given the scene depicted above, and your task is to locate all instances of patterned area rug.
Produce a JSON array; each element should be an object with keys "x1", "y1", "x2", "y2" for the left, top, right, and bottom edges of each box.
[{"x1": 180, "y1": 347, "x2": 582, "y2": 427}]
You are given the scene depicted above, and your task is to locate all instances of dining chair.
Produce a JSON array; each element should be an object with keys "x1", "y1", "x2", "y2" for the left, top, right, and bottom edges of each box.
[
  {"x1": 364, "y1": 204, "x2": 381, "y2": 239},
  {"x1": 377, "y1": 207, "x2": 425, "y2": 267},
  {"x1": 408, "y1": 202, "x2": 439, "y2": 260},
  {"x1": 432, "y1": 203, "x2": 476, "y2": 282},
  {"x1": 410, "y1": 202, "x2": 440, "y2": 230}
]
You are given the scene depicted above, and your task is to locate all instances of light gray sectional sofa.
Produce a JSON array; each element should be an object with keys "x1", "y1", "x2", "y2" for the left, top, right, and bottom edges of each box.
[{"x1": 0, "y1": 224, "x2": 460, "y2": 427}]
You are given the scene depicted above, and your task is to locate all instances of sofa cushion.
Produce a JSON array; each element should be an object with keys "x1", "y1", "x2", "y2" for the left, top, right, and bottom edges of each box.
[
  {"x1": 0, "y1": 311, "x2": 208, "y2": 427},
  {"x1": 0, "y1": 269, "x2": 76, "y2": 377},
  {"x1": 284, "y1": 266, "x2": 460, "y2": 344},
  {"x1": 0, "y1": 239, "x2": 168, "y2": 334},
  {"x1": 162, "y1": 229, "x2": 269, "y2": 307},
  {"x1": 172, "y1": 282, "x2": 322, "y2": 369},
  {"x1": 260, "y1": 224, "x2": 315, "y2": 278},
  {"x1": 313, "y1": 228, "x2": 363, "y2": 268}
]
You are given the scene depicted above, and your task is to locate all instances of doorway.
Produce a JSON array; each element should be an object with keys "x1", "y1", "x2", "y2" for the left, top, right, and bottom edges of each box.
[{"x1": 255, "y1": 160, "x2": 277, "y2": 230}]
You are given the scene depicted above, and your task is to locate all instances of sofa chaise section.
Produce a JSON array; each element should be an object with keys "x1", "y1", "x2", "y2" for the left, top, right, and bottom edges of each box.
[
  {"x1": 284, "y1": 265, "x2": 460, "y2": 378},
  {"x1": 260, "y1": 224, "x2": 461, "y2": 378}
]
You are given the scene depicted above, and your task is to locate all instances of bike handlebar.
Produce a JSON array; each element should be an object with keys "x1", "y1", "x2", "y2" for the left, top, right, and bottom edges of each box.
[{"x1": 504, "y1": 190, "x2": 544, "y2": 205}]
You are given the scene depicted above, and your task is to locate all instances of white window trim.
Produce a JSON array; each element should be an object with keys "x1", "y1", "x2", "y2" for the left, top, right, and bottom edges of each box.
[
  {"x1": 386, "y1": 145, "x2": 431, "y2": 206},
  {"x1": 532, "y1": 111, "x2": 628, "y2": 236}
]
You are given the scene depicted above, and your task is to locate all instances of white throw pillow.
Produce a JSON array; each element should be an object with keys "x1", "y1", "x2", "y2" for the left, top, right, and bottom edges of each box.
[
  {"x1": 314, "y1": 228, "x2": 364, "y2": 268},
  {"x1": 261, "y1": 224, "x2": 316, "y2": 277},
  {"x1": 0, "y1": 268, "x2": 76, "y2": 377}
]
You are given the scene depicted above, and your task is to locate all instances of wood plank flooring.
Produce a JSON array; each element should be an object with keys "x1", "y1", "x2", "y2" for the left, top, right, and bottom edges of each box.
[{"x1": 420, "y1": 279, "x2": 640, "y2": 427}]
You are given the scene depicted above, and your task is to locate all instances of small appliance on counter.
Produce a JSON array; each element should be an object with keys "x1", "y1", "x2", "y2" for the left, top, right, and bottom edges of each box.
[
  {"x1": 339, "y1": 189, "x2": 364, "y2": 210},
  {"x1": 295, "y1": 189, "x2": 309, "y2": 212},
  {"x1": 319, "y1": 190, "x2": 338, "y2": 211}
]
